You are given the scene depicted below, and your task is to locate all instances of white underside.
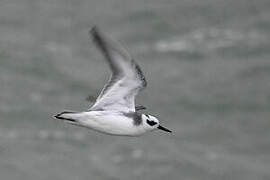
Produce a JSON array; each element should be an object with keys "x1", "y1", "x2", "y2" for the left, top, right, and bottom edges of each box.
[{"x1": 60, "y1": 111, "x2": 148, "y2": 136}]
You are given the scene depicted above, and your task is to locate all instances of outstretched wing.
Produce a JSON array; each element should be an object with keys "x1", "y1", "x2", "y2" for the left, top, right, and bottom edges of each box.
[{"x1": 89, "y1": 26, "x2": 147, "y2": 112}]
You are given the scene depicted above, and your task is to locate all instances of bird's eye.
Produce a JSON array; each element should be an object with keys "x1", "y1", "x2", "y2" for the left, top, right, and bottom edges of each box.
[{"x1": 146, "y1": 120, "x2": 157, "y2": 126}]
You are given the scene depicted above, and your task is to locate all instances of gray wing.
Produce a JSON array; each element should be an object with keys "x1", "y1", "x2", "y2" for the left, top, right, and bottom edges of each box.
[{"x1": 89, "y1": 26, "x2": 147, "y2": 112}]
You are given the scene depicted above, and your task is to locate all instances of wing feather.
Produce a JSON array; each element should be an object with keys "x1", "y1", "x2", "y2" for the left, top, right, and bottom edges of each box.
[{"x1": 89, "y1": 26, "x2": 147, "y2": 112}]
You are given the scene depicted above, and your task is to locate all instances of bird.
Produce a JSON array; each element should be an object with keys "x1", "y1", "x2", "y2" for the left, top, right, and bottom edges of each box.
[{"x1": 54, "y1": 26, "x2": 171, "y2": 136}]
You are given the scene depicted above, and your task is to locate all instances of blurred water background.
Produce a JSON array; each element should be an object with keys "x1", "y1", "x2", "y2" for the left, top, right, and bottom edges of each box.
[{"x1": 1, "y1": 0, "x2": 270, "y2": 179}]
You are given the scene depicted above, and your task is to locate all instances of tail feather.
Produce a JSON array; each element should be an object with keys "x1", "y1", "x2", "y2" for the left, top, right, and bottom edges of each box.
[{"x1": 54, "y1": 111, "x2": 79, "y2": 122}]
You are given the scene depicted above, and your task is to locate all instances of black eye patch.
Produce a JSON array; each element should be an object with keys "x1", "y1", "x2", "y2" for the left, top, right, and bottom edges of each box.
[{"x1": 147, "y1": 120, "x2": 157, "y2": 126}]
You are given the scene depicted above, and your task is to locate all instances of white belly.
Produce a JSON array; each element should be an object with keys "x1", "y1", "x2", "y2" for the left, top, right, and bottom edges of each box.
[{"x1": 69, "y1": 111, "x2": 147, "y2": 136}]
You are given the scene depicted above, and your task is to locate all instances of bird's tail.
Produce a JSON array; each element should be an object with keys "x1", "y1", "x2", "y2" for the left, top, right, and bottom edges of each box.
[{"x1": 54, "y1": 111, "x2": 81, "y2": 125}]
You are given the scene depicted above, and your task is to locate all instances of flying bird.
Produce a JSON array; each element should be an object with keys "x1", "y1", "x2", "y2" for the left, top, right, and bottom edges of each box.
[{"x1": 54, "y1": 27, "x2": 171, "y2": 136}]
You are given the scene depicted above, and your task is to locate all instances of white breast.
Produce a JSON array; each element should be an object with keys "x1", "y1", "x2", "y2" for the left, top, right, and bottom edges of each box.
[{"x1": 75, "y1": 111, "x2": 147, "y2": 136}]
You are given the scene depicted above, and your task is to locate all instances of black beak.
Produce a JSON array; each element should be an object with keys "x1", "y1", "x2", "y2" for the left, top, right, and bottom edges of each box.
[{"x1": 157, "y1": 125, "x2": 172, "y2": 133}]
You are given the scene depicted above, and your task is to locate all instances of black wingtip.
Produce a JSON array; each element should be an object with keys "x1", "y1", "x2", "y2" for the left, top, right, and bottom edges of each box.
[
  {"x1": 89, "y1": 26, "x2": 102, "y2": 40},
  {"x1": 89, "y1": 26, "x2": 98, "y2": 35},
  {"x1": 89, "y1": 26, "x2": 106, "y2": 49}
]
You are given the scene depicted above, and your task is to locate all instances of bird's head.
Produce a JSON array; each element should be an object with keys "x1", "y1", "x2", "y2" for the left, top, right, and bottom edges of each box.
[{"x1": 141, "y1": 114, "x2": 172, "y2": 133}]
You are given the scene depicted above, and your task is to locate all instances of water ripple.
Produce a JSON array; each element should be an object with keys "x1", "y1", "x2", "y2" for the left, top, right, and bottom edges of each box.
[
  {"x1": 154, "y1": 28, "x2": 269, "y2": 57},
  {"x1": 0, "y1": 129, "x2": 87, "y2": 141}
]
